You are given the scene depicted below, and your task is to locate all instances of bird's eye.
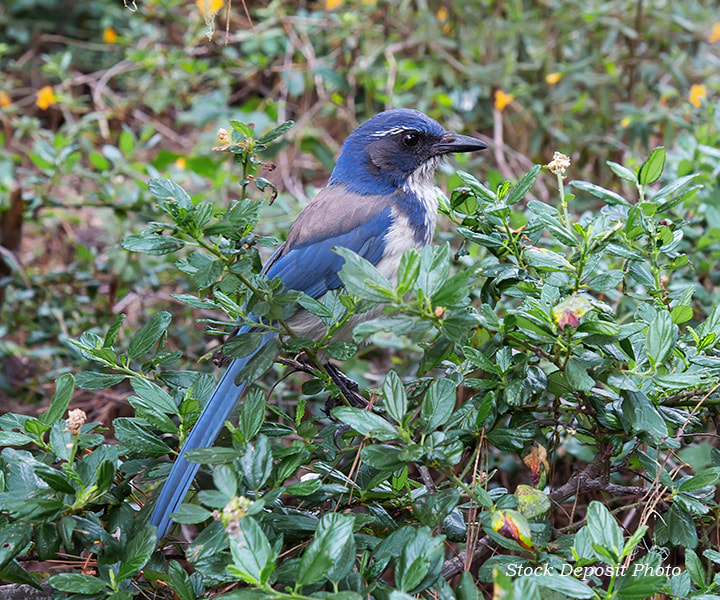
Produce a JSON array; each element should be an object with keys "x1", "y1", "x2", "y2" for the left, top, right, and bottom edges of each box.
[{"x1": 402, "y1": 132, "x2": 420, "y2": 147}]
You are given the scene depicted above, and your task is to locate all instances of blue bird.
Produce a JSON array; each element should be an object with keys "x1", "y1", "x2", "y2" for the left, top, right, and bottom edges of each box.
[{"x1": 149, "y1": 108, "x2": 487, "y2": 539}]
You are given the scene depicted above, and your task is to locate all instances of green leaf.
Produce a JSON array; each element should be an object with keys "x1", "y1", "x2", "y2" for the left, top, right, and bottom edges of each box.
[
  {"x1": 130, "y1": 377, "x2": 177, "y2": 414},
  {"x1": 326, "y1": 340, "x2": 357, "y2": 360},
  {"x1": 507, "y1": 165, "x2": 541, "y2": 205},
  {"x1": 114, "y1": 417, "x2": 171, "y2": 457},
  {"x1": 565, "y1": 357, "x2": 595, "y2": 392},
  {"x1": 104, "y1": 313, "x2": 126, "y2": 347},
  {"x1": 223, "y1": 332, "x2": 265, "y2": 359},
  {"x1": 383, "y1": 370, "x2": 407, "y2": 424},
  {"x1": 586, "y1": 501, "x2": 622, "y2": 563},
  {"x1": 332, "y1": 407, "x2": 399, "y2": 441},
  {"x1": 442, "y1": 307, "x2": 481, "y2": 340},
  {"x1": 414, "y1": 488, "x2": 460, "y2": 528},
  {"x1": 240, "y1": 435, "x2": 273, "y2": 489},
  {"x1": 685, "y1": 548, "x2": 705, "y2": 588},
  {"x1": 678, "y1": 467, "x2": 720, "y2": 492},
  {"x1": 166, "y1": 561, "x2": 196, "y2": 600},
  {"x1": 637, "y1": 147, "x2": 665, "y2": 186},
  {"x1": 421, "y1": 378, "x2": 457, "y2": 433},
  {"x1": 621, "y1": 390, "x2": 668, "y2": 440},
  {"x1": 148, "y1": 177, "x2": 192, "y2": 209},
  {"x1": 75, "y1": 371, "x2": 126, "y2": 389},
  {"x1": 621, "y1": 525, "x2": 648, "y2": 558},
  {"x1": 655, "y1": 174, "x2": 702, "y2": 211},
  {"x1": 256, "y1": 120, "x2": 294, "y2": 144},
  {"x1": 121, "y1": 233, "x2": 185, "y2": 255},
  {"x1": 670, "y1": 304, "x2": 693, "y2": 324},
  {"x1": 397, "y1": 248, "x2": 420, "y2": 295},
  {"x1": 665, "y1": 503, "x2": 698, "y2": 548},
  {"x1": 33, "y1": 464, "x2": 76, "y2": 495},
  {"x1": 395, "y1": 527, "x2": 445, "y2": 593},
  {"x1": 530, "y1": 574, "x2": 594, "y2": 599},
  {"x1": 170, "y1": 503, "x2": 213, "y2": 524},
  {"x1": 524, "y1": 247, "x2": 574, "y2": 271},
  {"x1": 0, "y1": 523, "x2": 32, "y2": 571},
  {"x1": 229, "y1": 120, "x2": 255, "y2": 138},
  {"x1": 570, "y1": 180, "x2": 631, "y2": 207},
  {"x1": 646, "y1": 310, "x2": 675, "y2": 367},
  {"x1": 128, "y1": 311, "x2": 172, "y2": 359},
  {"x1": 361, "y1": 444, "x2": 408, "y2": 471},
  {"x1": 40, "y1": 373, "x2": 74, "y2": 426},
  {"x1": 236, "y1": 337, "x2": 280, "y2": 383},
  {"x1": 297, "y1": 513, "x2": 355, "y2": 586},
  {"x1": 456, "y1": 170, "x2": 497, "y2": 203},
  {"x1": 417, "y1": 243, "x2": 450, "y2": 297},
  {"x1": 296, "y1": 293, "x2": 334, "y2": 320},
  {"x1": 227, "y1": 517, "x2": 276, "y2": 585},
  {"x1": 48, "y1": 573, "x2": 108, "y2": 594},
  {"x1": 205, "y1": 200, "x2": 260, "y2": 238},
  {"x1": 515, "y1": 485, "x2": 551, "y2": 519},
  {"x1": 457, "y1": 571, "x2": 482, "y2": 600},
  {"x1": 184, "y1": 447, "x2": 241, "y2": 463},
  {"x1": 606, "y1": 160, "x2": 637, "y2": 183},
  {"x1": 614, "y1": 572, "x2": 668, "y2": 600},
  {"x1": 335, "y1": 246, "x2": 394, "y2": 302},
  {"x1": 462, "y1": 346, "x2": 500, "y2": 376},
  {"x1": 116, "y1": 525, "x2": 156, "y2": 581}
]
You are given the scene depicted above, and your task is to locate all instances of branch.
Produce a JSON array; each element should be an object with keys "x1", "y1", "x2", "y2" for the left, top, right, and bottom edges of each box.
[{"x1": 441, "y1": 450, "x2": 618, "y2": 579}]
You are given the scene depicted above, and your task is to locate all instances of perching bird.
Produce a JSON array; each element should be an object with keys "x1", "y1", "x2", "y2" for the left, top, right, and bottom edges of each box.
[{"x1": 149, "y1": 108, "x2": 487, "y2": 539}]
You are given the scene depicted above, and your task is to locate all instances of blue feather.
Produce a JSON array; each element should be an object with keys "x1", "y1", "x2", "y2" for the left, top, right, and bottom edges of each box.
[{"x1": 149, "y1": 329, "x2": 276, "y2": 538}]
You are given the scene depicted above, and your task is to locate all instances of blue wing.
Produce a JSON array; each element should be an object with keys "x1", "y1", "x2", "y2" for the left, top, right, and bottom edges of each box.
[
  {"x1": 149, "y1": 330, "x2": 276, "y2": 539},
  {"x1": 150, "y1": 186, "x2": 393, "y2": 539},
  {"x1": 265, "y1": 187, "x2": 394, "y2": 297}
]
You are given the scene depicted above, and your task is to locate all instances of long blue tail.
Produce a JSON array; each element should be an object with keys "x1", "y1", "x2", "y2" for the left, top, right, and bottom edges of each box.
[{"x1": 149, "y1": 332, "x2": 276, "y2": 539}]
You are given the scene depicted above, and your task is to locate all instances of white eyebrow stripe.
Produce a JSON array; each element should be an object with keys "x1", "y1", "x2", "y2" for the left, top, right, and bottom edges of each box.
[{"x1": 369, "y1": 126, "x2": 411, "y2": 138}]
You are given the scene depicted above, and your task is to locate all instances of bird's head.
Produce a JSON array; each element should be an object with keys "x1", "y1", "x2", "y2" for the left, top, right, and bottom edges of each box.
[{"x1": 329, "y1": 108, "x2": 487, "y2": 195}]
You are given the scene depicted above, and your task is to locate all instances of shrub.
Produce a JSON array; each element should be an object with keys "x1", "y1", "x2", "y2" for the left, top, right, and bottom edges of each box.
[{"x1": 1, "y1": 119, "x2": 719, "y2": 599}]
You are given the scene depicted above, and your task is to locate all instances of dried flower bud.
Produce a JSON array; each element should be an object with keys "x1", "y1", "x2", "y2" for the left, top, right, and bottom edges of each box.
[
  {"x1": 66, "y1": 408, "x2": 87, "y2": 435},
  {"x1": 217, "y1": 128, "x2": 230, "y2": 142},
  {"x1": 547, "y1": 151, "x2": 571, "y2": 177},
  {"x1": 216, "y1": 496, "x2": 252, "y2": 536}
]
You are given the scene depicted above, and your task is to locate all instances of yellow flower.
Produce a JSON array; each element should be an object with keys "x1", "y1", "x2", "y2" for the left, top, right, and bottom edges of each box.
[
  {"x1": 0, "y1": 91, "x2": 10, "y2": 108},
  {"x1": 175, "y1": 157, "x2": 187, "y2": 170},
  {"x1": 620, "y1": 117, "x2": 631, "y2": 127},
  {"x1": 196, "y1": 0, "x2": 223, "y2": 18},
  {"x1": 36, "y1": 86, "x2": 56, "y2": 110},
  {"x1": 545, "y1": 72, "x2": 562, "y2": 85},
  {"x1": 325, "y1": 0, "x2": 343, "y2": 9},
  {"x1": 689, "y1": 84, "x2": 707, "y2": 107},
  {"x1": 103, "y1": 27, "x2": 117, "y2": 44},
  {"x1": 494, "y1": 90, "x2": 514, "y2": 112},
  {"x1": 709, "y1": 23, "x2": 720, "y2": 43},
  {"x1": 436, "y1": 6, "x2": 448, "y2": 21}
]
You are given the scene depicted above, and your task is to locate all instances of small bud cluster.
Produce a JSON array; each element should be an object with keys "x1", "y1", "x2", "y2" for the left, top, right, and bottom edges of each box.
[
  {"x1": 214, "y1": 496, "x2": 252, "y2": 536},
  {"x1": 66, "y1": 409, "x2": 87, "y2": 435},
  {"x1": 547, "y1": 152, "x2": 571, "y2": 177}
]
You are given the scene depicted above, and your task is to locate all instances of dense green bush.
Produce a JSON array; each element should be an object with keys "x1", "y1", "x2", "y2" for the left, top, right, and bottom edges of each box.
[{"x1": 2, "y1": 117, "x2": 720, "y2": 598}]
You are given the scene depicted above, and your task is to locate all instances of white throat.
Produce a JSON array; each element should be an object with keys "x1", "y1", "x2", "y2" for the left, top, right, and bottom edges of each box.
[{"x1": 401, "y1": 158, "x2": 440, "y2": 243}]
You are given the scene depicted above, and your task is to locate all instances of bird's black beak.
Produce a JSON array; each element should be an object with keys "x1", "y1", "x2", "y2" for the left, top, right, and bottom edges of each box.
[{"x1": 433, "y1": 131, "x2": 488, "y2": 155}]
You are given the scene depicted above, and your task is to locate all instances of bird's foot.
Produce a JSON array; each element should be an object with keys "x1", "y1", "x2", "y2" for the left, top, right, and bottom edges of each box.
[{"x1": 324, "y1": 362, "x2": 367, "y2": 408}]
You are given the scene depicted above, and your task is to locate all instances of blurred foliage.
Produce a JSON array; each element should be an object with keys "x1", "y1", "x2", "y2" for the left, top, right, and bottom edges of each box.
[{"x1": 0, "y1": 0, "x2": 719, "y2": 598}]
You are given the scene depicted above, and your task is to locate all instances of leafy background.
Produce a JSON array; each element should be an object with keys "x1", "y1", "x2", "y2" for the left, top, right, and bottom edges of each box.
[{"x1": 0, "y1": 0, "x2": 719, "y2": 599}]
